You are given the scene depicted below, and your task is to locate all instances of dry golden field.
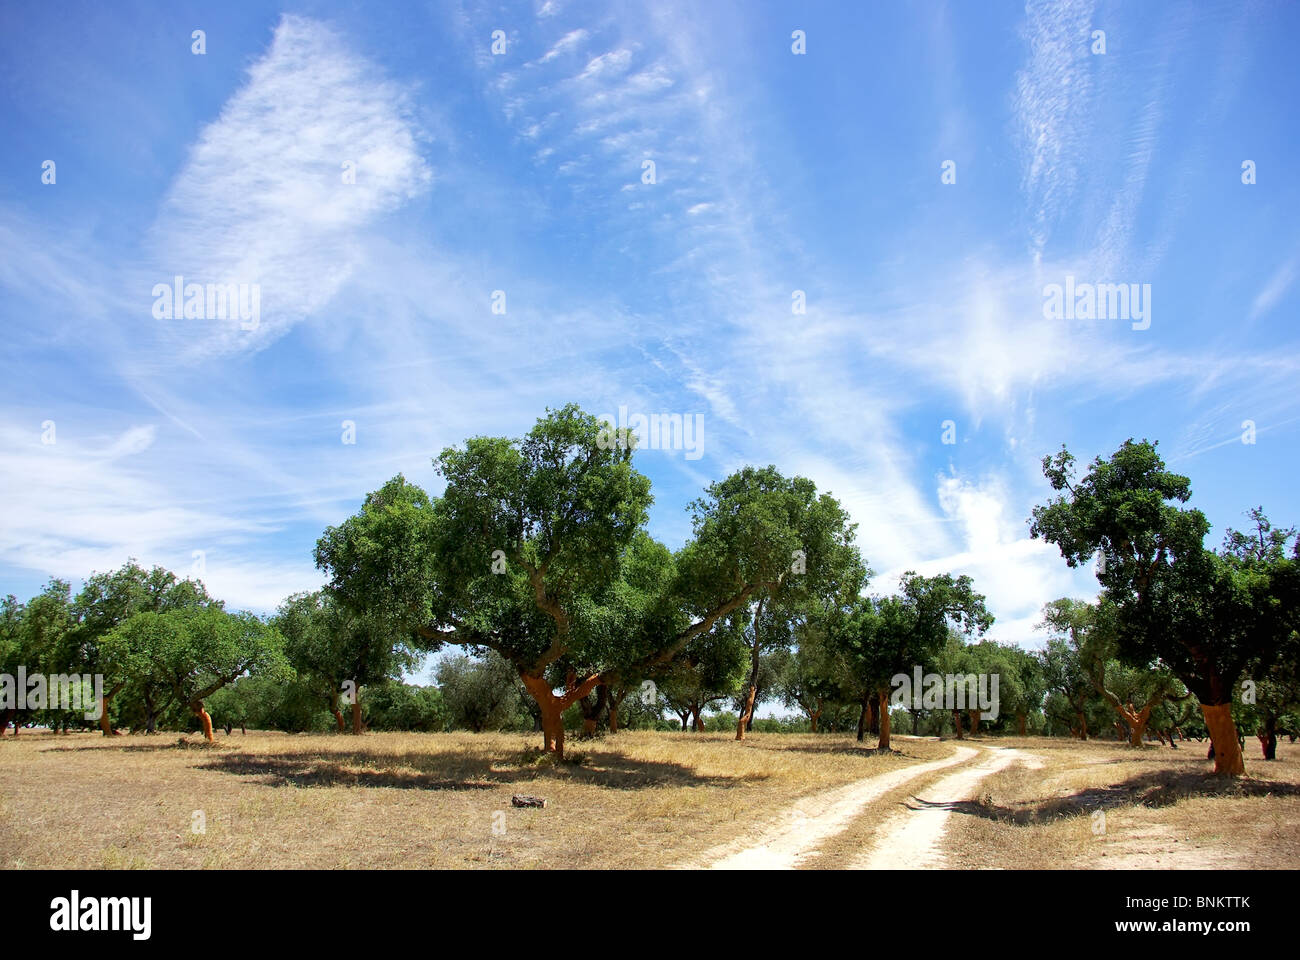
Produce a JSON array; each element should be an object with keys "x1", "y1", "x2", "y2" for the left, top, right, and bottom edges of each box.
[{"x1": 2, "y1": 729, "x2": 1296, "y2": 869}]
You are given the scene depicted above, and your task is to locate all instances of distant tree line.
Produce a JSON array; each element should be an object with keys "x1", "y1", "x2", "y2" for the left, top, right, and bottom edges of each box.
[{"x1": 3, "y1": 410, "x2": 1295, "y2": 778}]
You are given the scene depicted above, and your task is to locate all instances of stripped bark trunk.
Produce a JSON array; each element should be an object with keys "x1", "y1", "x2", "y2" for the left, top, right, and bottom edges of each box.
[
  {"x1": 953, "y1": 708, "x2": 963, "y2": 740},
  {"x1": 98, "y1": 683, "x2": 125, "y2": 736},
  {"x1": 735, "y1": 684, "x2": 758, "y2": 741},
  {"x1": 1016, "y1": 711, "x2": 1027, "y2": 736},
  {"x1": 808, "y1": 699, "x2": 823, "y2": 734},
  {"x1": 1259, "y1": 715, "x2": 1278, "y2": 760},
  {"x1": 519, "y1": 670, "x2": 602, "y2": 760},
  {"x1": 876, "y1": 687, "x2": 892, "y2": 751},
  {"x1": 607, "y1": 685, "x2": 628, "y2": 733},
  {"x1": 967, "y1": 708, "x2": 980, "y2": 737},
  {"x1": 1200, "y1": 702, "x2": 1245, "y2": 776},
  {"x1": 192, "y1": 701, "x2": 214, "y2": 742}
]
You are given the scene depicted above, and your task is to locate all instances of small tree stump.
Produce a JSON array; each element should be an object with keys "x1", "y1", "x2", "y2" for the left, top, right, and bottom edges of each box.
[{"x1": 511, "y1": 794, "x2": 547, "y2": 808}]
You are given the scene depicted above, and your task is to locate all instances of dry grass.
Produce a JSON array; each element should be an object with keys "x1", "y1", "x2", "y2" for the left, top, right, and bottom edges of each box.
[
  {"x1": 6, "y1": 730, "x2": 1298, "y2": 869},
  {"x1": 0, "y1": 728, "x2": 937, "y2": 869},
  {"x1": 942, "y1": 736, "x2": 1300, "y2": 869}
]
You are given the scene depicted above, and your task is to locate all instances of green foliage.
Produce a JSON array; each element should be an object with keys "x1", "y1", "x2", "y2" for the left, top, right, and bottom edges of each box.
[
  {"x1": 102, "y1": 606, "x2": 288, "y2": 712},
  {"x1": 1031, "y1": 441, "x2": 1300, "y2": 706},
  {"x1": 363, "y1": 681, "x2": 447, "y2": 732},
  {"x1": 435, "y1": 652, "x2": 525, "y2": 731}
]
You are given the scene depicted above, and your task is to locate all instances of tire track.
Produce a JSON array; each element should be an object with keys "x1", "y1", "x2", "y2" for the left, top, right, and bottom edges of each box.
[
  {"x1": 851, "y1": 746, "x2": 1042, "y2": 869},
  {"x1": 698, "y1": 745, "x2": 979, "y2": 870}
]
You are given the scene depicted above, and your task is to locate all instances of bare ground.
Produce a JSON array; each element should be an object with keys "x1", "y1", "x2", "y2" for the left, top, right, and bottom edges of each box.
[{"x1": 3, "y1": 729, "x2": 1297, "y2": 869}]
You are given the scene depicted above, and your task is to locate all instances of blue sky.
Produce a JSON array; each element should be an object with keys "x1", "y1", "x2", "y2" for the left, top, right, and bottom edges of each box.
[{"x1": 2, "y1": 0, "x2": 1297, "y2": 668}]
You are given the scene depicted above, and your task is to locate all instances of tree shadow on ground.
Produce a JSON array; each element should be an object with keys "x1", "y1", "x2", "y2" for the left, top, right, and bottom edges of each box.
[
  {"x1": 771, "y1": 741, "x2": 938, "y2": 762},
  {"x1": 921, "y1": 768, "x2": 1300, "y2": 827},
  {"x1": 196, "y1": 748, "x2": 737, "y2": 792},
  {"x1": 37, "y1": 737, "x2": 229, "y2": 754}
]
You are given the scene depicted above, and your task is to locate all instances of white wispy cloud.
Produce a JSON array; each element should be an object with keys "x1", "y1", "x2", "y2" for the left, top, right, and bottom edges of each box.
[
  {"x1": 1250, "y1": 255, "x2": 1298, "y2": 322},
  {"x1": 150, "y1": 14, "x2": 432, "y2": 358},
  {"x1": 1015, "y1": 0, "x2": 1096, "y2": 259}
]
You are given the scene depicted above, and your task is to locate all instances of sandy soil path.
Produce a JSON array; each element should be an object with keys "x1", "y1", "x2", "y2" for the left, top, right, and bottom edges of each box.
[
  {"x1": 699, "y1": 745, "x2": 979, "y2": 869},
  {"x1": 851, "y1": 746, "x2": 1042, "y2": 869}
]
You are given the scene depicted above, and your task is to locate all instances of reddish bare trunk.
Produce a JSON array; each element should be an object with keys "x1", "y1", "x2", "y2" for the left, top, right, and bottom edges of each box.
[
  {"x1": 877, "y1": 688, "x2": 892, "y2": 751},
  {"x1": 99, "y1": 699, "x2": 118, "y2": 736},
  {"x1": 1016, "y1": 711, "x2": 1027, "y2": 736},
  {"x1": 857, "y1": 696, "x2": 873, "y2": 742},
  {"x1": 967, "y1": 709, "x2": 980, "y2": 737},
  {"x1": 1201, "y1": 703, "x2": 1245, "y2": 776},
  {"x1": 351, "y1": 697, "x2": 363, "y2": 735},
  {"x1": 1259, "y1": 715, "x2": 1277, "y2": 760},
  {"x1": 735, "y1": 685, "x2": 757, "y2": 741},
  {"x1": 953, "y1": 709, "x2": 963, "y2": 740},
  {"x1": 519, "y1": 671, "x2": 602, "y2": 759},
  {"x1": 607, "y1": 687, "x2": 627, "y2": 734},
  {"x1": 521, "y1": 673, "x2": 566, "y2": 756},
  {"x1": 1128, "y1": 719, "x2": 1147, "y2": 746},
  {"x1": 192, "y1": 702, "x2": 214, "y2": 742},
  {"x1": 332, "y1": 707, "x2": 346, "y2": 732}
]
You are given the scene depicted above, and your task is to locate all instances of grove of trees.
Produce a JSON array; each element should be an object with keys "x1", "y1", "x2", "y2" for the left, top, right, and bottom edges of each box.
[{"x1": 3, "y1": 416, "x2": 1295, "y2": 780}]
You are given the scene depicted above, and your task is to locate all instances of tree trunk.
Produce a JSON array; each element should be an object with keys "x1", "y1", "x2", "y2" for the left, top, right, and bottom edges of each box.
[
  {"x1": 877, "y1": 687, "x2": 892, "y2": 751},
  {"x1": 808, "y1": 700, "x2": 822, "y2": 734},
  {"x1": 1128, "y1": 717, "x2": 1148, "y2": 747},
  {"x1": 967, "y1": 708, "x2": 980, "y2": 738},
  {"x1": 99, "y1": 701, "x2": 117, "y2": 736},
  {"x1": 607, "y1": 687, "x2": 627, "y2": 734},
  {"x1": 332, "y1": 707, "x2": 346, "y2": 732},
  {"x1": 579, "y1": 684, "x2": 608, "y2": 737},
  {"x1": 1016, "y1": 711, "x2": 1027, "y2": 736},
  {"x1": 856, "y1": 695, "x2": 872, "y2": 743},
  {"x1": 692, "y1": 706, "x2": 704, "y2": 732},
  {"x1": 1200, "y1": 702, "x2": 1245, "y2": 776},
  {"x1": 519, "y1": 671, "x2": 602, "y2": 760},
  {"x1": 735, "y1": 684, "x2": 757, "y2": 741},
  {"x1": 868, "y1": 692, "x2": 880, "y2": 736},
  {"x1": 1259, "y1": 714, "x2": 1278, "y2": 761},
  {"x1": 351, "y1": 697, "x2": 363, "y2": 735},
  {"x1": 192, "y1": 701, "x2": 214, "y2": 742},
  {"x1": 953, "y1": 708, "x2": 963, "y2": 740},
  {"x1": 1075, "y1": 710, "x2": 1088, "y2": 740}
]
